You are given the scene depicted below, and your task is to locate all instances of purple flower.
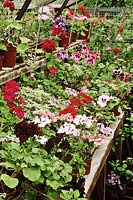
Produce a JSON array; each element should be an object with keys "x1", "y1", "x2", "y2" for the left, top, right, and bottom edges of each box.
[{"x1": 52, "y1": 16, "x2": 67, "y2": 32}]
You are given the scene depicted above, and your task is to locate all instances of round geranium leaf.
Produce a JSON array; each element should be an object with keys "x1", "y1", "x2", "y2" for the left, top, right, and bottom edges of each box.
[
  {"x1": 22, "y1": 167, "x2": 41, "y2": 182},
  {"x1": 1, "y1": 174, "x2": 19, "y2": 189}
]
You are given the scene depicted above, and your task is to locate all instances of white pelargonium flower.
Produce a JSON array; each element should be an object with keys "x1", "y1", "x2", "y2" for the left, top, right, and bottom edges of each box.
[
  {"x1": 57, "y1": 122, "x2": 80, "y2": 136},
  {"x1": 97, "y1": 95, "x2": 111, "y2": 107}
]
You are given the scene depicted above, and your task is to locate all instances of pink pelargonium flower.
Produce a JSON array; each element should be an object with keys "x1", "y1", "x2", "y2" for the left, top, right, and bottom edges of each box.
[
  {"x1": 60, "y1": 113, "x2": 74, "y2": 123},
  {"x1": 37, "y1": 14, "x2": 50, "y2": 21},
  {"x1": 85, "y1": 55, "x2": 96, "y2": 65},
  {"x1": 56, "y1": 50, "x2": 68, "y2": 60},
  {"x1": 81, "y1": 45, "x2": 90, "y2": 54},
  {"x1": 80, "y1": 86, "x2": 88, "y2": 93},
  {"x1": 33, "y1": 110, "x2": 57, "y2": 122},
  {"x1": 65, "y1": 87, "x2": 77, "y2": 96},
  {"x1": 49, "y1": 66, "x2": 58, "y2": 74},
  {"x1": 97, "y1": 95, "x2": 111, "y2": 107},
  {"x1": 73, "y1": 16, "x2": 88, "y2": 22},
  {"x1": 71, "y1": 51, "x2": 82, "y2": 62},
  {"x1": 97, "y1": 123, "x2": 114, "y2": 136}
]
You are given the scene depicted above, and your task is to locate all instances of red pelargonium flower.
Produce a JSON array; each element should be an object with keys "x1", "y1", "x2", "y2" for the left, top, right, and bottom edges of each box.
[
  {"x1": 69, "y1": 9, "x2": 74, "y2": 15},
  {"x1": 42, "y1": 39, "x2": 56, "y2": 53},
  {"x1": 70, "y1": 96, "x2": 84, "y2": 107},
  {"x1": 84, "y1": 12, "x2": 91, "y2": 18},
  {"x1": 1, "y1": 80, "x2": 20, "y2": 93},
  {"x1": 3, "y1": 93, "x2": 15, "y2": 102},
  {"x1": 3, "y1": 0, "x2": 15, "y2": 11},
  {"x1": 6, "y1": 102, "x2": 17, "y2": 112},
  {"x1": 3, "y1": 0, "x2": 11, "y2": 7},
  {"x1": 78, "y1": 92, "x2": 92, "y2": 104},
  {"x1": 83, "y1": 76, "x2": 90, "y2": 83},
  {"x1": 9, "y1": 2, "x2": 15, "y2": 11},
  {"x1": 59, "y1": 105, "x2": 78, "y2": 118},
  {"x1": 113, "y1": 48, "x2": 120, "y2": 54},
  {"x1": 18, "y1": 95, "x2": 26, "y2": 105},
  {"x1": 59, "y1": 31, "x2": 67, "y2": 39},
  {"x1": 15, "y1": 106, "x2": 25, "y2": 119},
  {"x1": 78, "y1": 6, "x2": 87, "y2": 11},
  {"x1": 49, "y1": 66, "x2": 58, "y2": 74},
  {"x1": 1, "y1": 80, "x2": 25, "y2": 119}
]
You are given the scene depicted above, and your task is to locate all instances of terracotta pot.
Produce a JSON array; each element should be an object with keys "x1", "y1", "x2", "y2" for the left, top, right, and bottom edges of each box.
[
  {"x1": 0, "y1": 43, "x2": 16, "y2": 68},
  {"x1": 3, "y1": 45, "x2": 16, "y2": 67},
  {"x1": 127, "y1": 181, "x2": 133, "y2": 197},
  {"x1": 59, "y1": 32, "x2": 73, "y2": 47},
  {"x1": 0, "y1": 55, "x2": 4, "y2": 71},
  {"x1": 84, "y1": 158, "x2": 92, "y2": 175},
  {"x1": 78, "y1": 30, "x2": 89, "y2": 40},
  {"x1": 72, "y1": 32, "x2": 77, "y2": 42}
]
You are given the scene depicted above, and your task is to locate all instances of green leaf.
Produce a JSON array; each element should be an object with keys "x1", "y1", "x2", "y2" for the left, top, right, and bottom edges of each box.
[
  {"x1": 23, "y1": 167, "x2": 41, "y2": 181},
  {"x1": 74, "y1": 190, "x2": 80, "y2": 198},
  {"x1": 17, "y1": 44, "x2": 29, "y2": 54},
  {"x1": 0, "y1": 44, "x2": 7, "y2": 51},
  {"x1": 20, "y1": 36, "x2": 31, "y2": 43},
  {"x1": 35, "y1": 49, "x2": 44, "y2": 54},
  {"x1": 1, "y1": 174, "x2": 19, "y2": 189},
  {"x1": 0, "y1": 162, "x2": 15, "y2": 170}
]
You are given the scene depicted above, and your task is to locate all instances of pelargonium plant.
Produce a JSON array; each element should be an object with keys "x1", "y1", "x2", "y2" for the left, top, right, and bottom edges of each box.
[{"x1": 0, "y1": 80, "x2": 26, "y2": 134}]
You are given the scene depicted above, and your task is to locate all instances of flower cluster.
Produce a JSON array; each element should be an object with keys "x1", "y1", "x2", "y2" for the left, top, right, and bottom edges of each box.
[
  {"x1": 42, "y1": 38, "x2": 56, "y2": 53},
  {"x1": 57, "y1": 44, "x2": 99, "y2": 65},
  {"x1": 107, "y1": 174, "x2": 123, "y2": 190},
  {"x1": 112, "y1": 68, "x2": 131, "y2": 82},
  {"x1": 51, "y1": 24, "x2": 67, "y2": 39},
  {"x1": 14, "y1": 120, "x2": 42, "y2": 142},
  {"x1": 66, "y1": 6, "x2": 91, "y2": 22},
  {"x1": 59, "y1": 92, "x2": 92, "y2": 118},
  {"x1": 52, "y1": 16, "x2": 67, "y2": 32},
  {"x1": 3, "y1": 0, "x2": 15, "y2": 11},
  {"x1": 1, "y1": 80, "x2": 26, "y2": 119},
  {"x1": 32, "y1": 109, "x2": 57, "y2": 127}
]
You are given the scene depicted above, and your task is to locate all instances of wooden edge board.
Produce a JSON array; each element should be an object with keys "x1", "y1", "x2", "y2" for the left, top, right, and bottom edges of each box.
[
  {"x1": 0, "y1": 58, "x2": 47, "y2": 85},
  {"x1": 84, "y1": 112, "x2": 125, "y2": 199}
]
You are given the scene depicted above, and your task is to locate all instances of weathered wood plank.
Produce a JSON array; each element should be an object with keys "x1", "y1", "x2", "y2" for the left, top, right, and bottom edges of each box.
[
  {"x1": 84, "y1": 112, "x2": 125, "y2": 200},
  {"x1": 0, "y1": 58, "x2": 47, "y2": 85}
]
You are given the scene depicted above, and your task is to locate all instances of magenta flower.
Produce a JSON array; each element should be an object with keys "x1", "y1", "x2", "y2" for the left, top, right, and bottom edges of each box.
[{"x1": 49, "y1": 66, "x2": 58, "y2": 74}]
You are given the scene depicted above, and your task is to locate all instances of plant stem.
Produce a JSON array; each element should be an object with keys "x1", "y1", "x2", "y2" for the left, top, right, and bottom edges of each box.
[{"x1": 24, "y1": 185, "x2": 52, "y2": 200}]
